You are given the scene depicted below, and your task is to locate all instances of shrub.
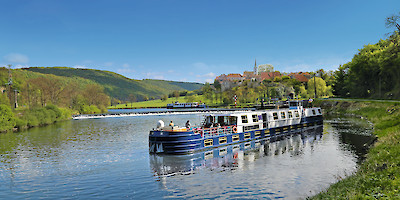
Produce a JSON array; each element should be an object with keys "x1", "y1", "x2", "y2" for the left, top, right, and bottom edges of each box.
[
  {"x1": 45, "y1": 104, "x2": 62, "y2": 121},
  {"x1": 79, "y1": 104, "x2": 102, "y2": 114},
  {"x1": 0, "y1": 104, "x2": 16, "y2": 132},
  {"x1": 14, "y1": 118, "x2": 28, "y2": 130}
]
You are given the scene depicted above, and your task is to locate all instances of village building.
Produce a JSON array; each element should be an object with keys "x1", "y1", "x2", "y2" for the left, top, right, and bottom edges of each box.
[
  {"x1": 214, "y1": 60, "x2": 312, "y2": 90},
  {"x1": 288, "y1": 72, "x2": 311, "y2": 83},
  {"x1": 259, "y1": 71, "x2": 281, "y2": 81}
]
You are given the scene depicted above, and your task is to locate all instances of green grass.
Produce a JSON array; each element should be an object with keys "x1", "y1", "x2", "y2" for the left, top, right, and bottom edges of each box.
[
  {"x1": 109, "y1": 95, "x2": 224, "y2": 109},
  {"x1": 310, "y1": 101, "x2": 400, "y2": 199},
  {"x1": 108, "y1": 95, "x2": 260, "y2": 109},
  {"x1": 110, "y1": 96, "x2": 188, "y2": 109}
]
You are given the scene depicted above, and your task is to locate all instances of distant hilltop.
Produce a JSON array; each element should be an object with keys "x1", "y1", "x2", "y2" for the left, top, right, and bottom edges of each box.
[{"x1": 22, "y1": 67, "x2": 203, "y2": 101}]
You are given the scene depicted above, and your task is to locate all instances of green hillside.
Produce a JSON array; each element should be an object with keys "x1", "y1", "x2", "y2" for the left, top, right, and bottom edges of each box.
[{"x1": 22, "y1": 67, "x2": 203, "y2": 101}]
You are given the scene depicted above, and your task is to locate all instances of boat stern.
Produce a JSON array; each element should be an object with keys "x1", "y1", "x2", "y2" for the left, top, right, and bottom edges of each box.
[{"x1": 149, "y1": 128, "x2": 202, "y2": 154}]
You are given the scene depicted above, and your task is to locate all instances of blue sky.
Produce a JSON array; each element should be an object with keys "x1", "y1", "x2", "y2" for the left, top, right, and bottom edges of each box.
[{"x1": 1, "y1": 0, "x2": 399, "y2": 83}]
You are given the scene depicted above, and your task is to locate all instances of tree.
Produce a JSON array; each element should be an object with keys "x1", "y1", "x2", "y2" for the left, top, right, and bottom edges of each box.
[
  {"x1": 213, "y1": 80, "x2": 222, "y2": 103},
  {"x1": 0, "y1": 104, "x2": 15, "y2": 132},
  {"x1": 257, "y1": 64, "x2": 274, "y2": 73},
  {"x1": 281, "y1": 75, "x2": 290, "y2": 81},
  {"x1": 161, "y1": 94, "x2": 168, "y2": 101},
  {"x1": 386, "y1": 12, "x2": 400, "y2": 32},
  {"x1": 82, "y1": 84, "x2": 110, "y2": 108},
  {"x1": 27, "y1": 76, "x2": 69, "y2": 107},
  {"x1": 307, "y1": 77, "x2": 330, "y2": 98},
  {"x1": 173, "y1": 90, "x2": 180, "y2": 100},
  {"x1": 185, "y1": 94, "x2": 195, "y2": 103},
  {"x1": 129, "y1": 94, "x2": 136, "y2": 107},
  {"x1": 332, "y1": 64, "x2": 350, "y2": 97},
  {"x1": 202, "y1": 83, "x2": 214, "y2": 103},
  {"x1": 299, "y1": 85, "x2": 309, "y2": 98},
  {"x1": 273, "y1": 77, "x2": 282, "y2": 82}
]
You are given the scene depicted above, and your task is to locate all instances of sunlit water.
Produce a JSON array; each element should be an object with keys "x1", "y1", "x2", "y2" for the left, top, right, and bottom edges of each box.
[{"x1": 0, "y1": 112, "x2": 375, "y2": 199}]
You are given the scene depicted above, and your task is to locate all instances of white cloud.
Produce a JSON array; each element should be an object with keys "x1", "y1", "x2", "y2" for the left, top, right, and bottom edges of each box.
[
  {"x1": 3, "y1": 53, "x2": 29, "y2": 63},
  {"x1": 73, "y1": 65, "x2": 87, "y2": 69},
  {"x1": 154, "y1": 75, "x2": 165, "y2": 79},
  {"x1": 116, "y1": 63, "x2": 136, "y2": 76},
  {"x1": 117, "y1": 68, "x2": 135, "y2": 74},
  {"x1": 144, "y1": 72, "x2": 161, "y2": 79},
  {"x1": 204, "y1": 72, "x2": 216, "y2": 77},
  {"x1": 205, "y1": 79, "x2": 213, "y2": 83},
  {"x1": 14, "y1": 64, "x2": 29, "y2": 68}
]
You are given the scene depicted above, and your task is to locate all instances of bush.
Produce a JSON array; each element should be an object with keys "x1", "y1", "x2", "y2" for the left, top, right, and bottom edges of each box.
[
  {"x1": 14, "y1": 118, "x2": 28, "y2": 130},
  {"x1": 45, "y1": 104, "x2": 62, "y2": 121},
  {"x1": 0, "y1": 104, "x2": 16, "y2": 132},
  {"x1": 21, "y1": 105, "x2": 69, "y2": 127},
  {"x1": 79, "y1": 104, "x2": 102, "y2": 114},
  {"x1": 59, "y1": 107, "x2": 74, "y2": 120},
  {"x1": 26, "y1": 112, "x2": 39, "y2": 127}
]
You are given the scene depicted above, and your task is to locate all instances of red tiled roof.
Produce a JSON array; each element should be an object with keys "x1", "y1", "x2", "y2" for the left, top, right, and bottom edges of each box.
[
  {"x1": 288, "y1": 72, "x2": 310, "y2": 82},
  {"x1": 259, "y1": 72, "x2": 281, "y2": 80},
  {"x1": 243, "y1": 71, "x2": 254, "y2": 77},
  {"x1": 227, "y1": 73, "x2": 243, "y2": 78}
]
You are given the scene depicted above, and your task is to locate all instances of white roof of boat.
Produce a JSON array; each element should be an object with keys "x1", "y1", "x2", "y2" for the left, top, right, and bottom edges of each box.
[{"x1": 206, "y1": 110, "x2": 261, "y2": 117}]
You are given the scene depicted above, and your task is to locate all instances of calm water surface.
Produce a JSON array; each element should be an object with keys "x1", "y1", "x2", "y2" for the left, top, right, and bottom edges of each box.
[{"x1": 0, "y1": 112, "x2": 374, "y2": 199}]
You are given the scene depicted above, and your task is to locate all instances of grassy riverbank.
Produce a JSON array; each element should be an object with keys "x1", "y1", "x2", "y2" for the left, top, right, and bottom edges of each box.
[
  {"x1": 311, "y1": 100, "x2": 400, "y2": 199},
  {"x1": 109, "y1": 96, "x2": 236, "y2": 109}
]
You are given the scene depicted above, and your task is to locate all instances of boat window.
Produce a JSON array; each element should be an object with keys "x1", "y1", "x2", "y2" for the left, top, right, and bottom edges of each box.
[
  {"x1": 229, "y1": 116, "x2": 237, "y2": 125},
  {"x1": 252, "y1": 114, "x2": 258, "y2": 122},
  {"x1": 232, "y1": 134, "x2": 239, "y2": 142},
  {"x1": 243, "y1": 125, "x2": 259, "y2": 131},
  {"x1": 289, "y1": 101, "x2": 299, "y2": 107},
  {"x1": 312, "y1": 109, "x2": 316, "y2": 115},
  {"x1": 218, "y1": 116, "x2": 226, "y2": 126},
  {"x1": 273, "y1": 112, "x2": 278, "y2": 120},
  {"x1": 241, "y1": 115, "x2": 248, "y2": 123},
  {"x1": 294, "y1": 111, "x2": 300, "y2": 117},
  {"x1": 205, "y1": 116, "x2": 215, "y2": 128},
  {"x1": 219, "y1": 136, "x2": 227, "y2": 144},
  {"x1": 288, "y1": 111, "x2": 293, "y2": 118},
  {"x1": 281, "y1": 112, "x2": 286, "y2": 119},
  {"x1": 318, "y1": 108, "x2": 322, "y2": 114}
]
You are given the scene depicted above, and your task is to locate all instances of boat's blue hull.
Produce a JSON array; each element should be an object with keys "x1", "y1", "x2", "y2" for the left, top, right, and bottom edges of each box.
[{"x1": 149, "y1": 116, "x2": 323, "y2": 154}]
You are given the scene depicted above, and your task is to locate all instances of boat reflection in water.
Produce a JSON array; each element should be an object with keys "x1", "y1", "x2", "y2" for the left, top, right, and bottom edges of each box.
[{"x1": 150, "y1": 125, "x2": 323, "y2": 178}]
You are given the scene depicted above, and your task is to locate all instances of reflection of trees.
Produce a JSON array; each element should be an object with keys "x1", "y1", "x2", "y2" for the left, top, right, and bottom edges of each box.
[{"x1": 329, "y1": 117, "x2": 376, "y2": 163}]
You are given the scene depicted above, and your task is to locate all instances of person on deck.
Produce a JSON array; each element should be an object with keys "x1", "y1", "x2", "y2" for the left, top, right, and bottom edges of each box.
[
  {"x1": 185, "y1": 120, "x2": 191, "y2": 129},
  {"x1": 169, "y1": 121, "x2": 174, "y2": 126}
]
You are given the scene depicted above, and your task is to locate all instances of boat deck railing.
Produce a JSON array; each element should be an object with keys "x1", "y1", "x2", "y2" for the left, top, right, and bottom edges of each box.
[{"x1": 193, "y1": 125, "x2": 237, "y2": 138}]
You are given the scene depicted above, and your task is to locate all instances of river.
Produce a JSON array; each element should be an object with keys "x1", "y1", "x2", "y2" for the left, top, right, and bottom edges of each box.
[{"x1": 0, "y1": 111, "x2": 375, "y2": 199}]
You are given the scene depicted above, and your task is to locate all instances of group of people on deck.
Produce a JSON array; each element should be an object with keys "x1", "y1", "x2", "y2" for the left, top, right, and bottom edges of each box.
[{"x1": 169, "y1": 120, "x2": 191, "y2": 129}]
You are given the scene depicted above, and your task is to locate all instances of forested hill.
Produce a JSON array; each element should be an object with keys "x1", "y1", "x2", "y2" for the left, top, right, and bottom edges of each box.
[{"x1": 22, "y1": 67, "x2": 203, "y2": 101}]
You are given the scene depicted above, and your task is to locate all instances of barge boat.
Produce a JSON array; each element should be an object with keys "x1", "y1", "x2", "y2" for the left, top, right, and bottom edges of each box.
[
  {"x1": 166, "y1": 101, "x2": 206, "y2": 109},
  {"x1": 149, "y1": 100, "x2": 323, "y2": 154}
]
